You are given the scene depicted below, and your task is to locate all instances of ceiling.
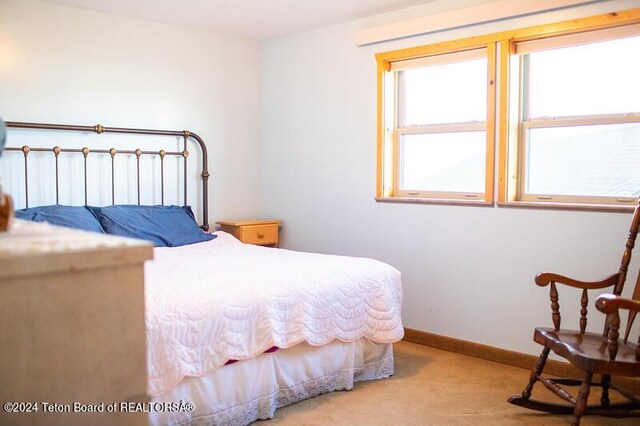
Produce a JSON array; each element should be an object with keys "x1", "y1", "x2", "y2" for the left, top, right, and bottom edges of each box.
[{"x1": 42, "y1": 0, "x2": 438, "y2": 40}]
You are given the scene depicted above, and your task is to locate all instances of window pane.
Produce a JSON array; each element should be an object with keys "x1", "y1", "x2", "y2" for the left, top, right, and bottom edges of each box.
[
  {"x1": 528, "y1": 36, "x2": 640, "y2": 118},
  {"x1": 403, "y1": 58, "x2": 487, "y2": 125},
  {"x1": 525, "y1": 123, "x2": 640, "y2": 197},
  {"x1": 400, "y1": 132, "x2": 485, "y2": 192}
]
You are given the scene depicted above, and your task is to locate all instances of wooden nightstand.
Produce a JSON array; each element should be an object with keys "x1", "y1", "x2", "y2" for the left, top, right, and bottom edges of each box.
[{"x1": 216, "y1": 220, "x2": 281, "y2": 247}]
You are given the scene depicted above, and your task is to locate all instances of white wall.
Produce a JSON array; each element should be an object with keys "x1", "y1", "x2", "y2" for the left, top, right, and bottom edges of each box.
[
  {"x1": 260, "y1": 0, "x2": 640, "y2": 356},
  {"x1": 2, "y1": 0, "x2": 639, "y2": 358},
  {"x1": 0, "y1": 0, "x2": 262, "y2": 222}
]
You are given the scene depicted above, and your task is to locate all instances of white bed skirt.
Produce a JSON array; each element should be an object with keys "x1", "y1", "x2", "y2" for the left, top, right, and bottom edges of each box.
[{"x1": 150, "y1": 339, "x2": 394, "y2": 426}]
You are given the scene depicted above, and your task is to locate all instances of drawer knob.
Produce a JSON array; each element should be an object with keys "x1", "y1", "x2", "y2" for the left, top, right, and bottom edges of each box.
[{"x1": 257, "y1": 232, "x2": 265, "y2": 238}]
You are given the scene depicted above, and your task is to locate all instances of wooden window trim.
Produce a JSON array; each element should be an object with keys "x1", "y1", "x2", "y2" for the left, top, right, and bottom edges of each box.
[
  {"x1": 497, "y1": 8, "x2": 640, "y2": 209},
  {"x1": 376, "y1": 7, "x2": 640, "y2": 210},
  {"x1": 376, "y1": 40, "x2": 496, "y2": 205}
]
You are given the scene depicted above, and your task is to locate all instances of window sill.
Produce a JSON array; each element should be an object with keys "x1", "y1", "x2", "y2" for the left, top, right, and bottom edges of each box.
[
  {"x1": 497, "y1": 201, "x2": 635, "y2": 213},
  {"x1": 375, "y1": 197, "x2": 493, "y2": 207}
]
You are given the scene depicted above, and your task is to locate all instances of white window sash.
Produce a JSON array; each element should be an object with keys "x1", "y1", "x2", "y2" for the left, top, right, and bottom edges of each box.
[
  {"x1": 518, "y1": 114, "x2": 640, "y2": 204},
  {"x1": 519, "y1": 193, "x2": 639, "y2": 204},
  {"x1": 399, "y1": 122, "x2": 486, "y2": 134},
  {"x1": 523, "y1": 113, "x2": 640, "y2": 129},
  {"x1": 388, "y1": 45, "x2": 491, "y2": 201},
  {"x1": 395, "y1": 126, "x2": 487, "y2": 198},
  {"x1": 394, "y1": 189, "x2": 484, "y2": 199},
  {"x1": 389, "y1": 48, "x2": 487, "y2": 71}
]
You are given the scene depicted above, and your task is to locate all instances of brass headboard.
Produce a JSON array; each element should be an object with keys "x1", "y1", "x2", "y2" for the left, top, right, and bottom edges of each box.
[{"x1": 2, "y1": 121, "x2": 210, "y2": 231}]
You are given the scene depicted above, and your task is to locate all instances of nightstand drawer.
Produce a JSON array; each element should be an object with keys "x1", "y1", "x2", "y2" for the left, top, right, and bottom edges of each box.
[
  {"x1": 239, "y1": 224, "x2": 278, "y2": 245},
  {"x1": 216, "y1": 219, "x2": 281, "y2": 246}
]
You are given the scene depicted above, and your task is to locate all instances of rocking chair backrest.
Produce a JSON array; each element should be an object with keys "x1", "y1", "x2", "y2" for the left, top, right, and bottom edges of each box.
[
  {"x1": 622, "y1": 257, "x2": 640, "y2": 343},
  {"x1": 613, "y1": 198, "x2": 640, "y2": 296},
  {"x1": 608, "y1": 197, "x2": 640, "y2": 338}
]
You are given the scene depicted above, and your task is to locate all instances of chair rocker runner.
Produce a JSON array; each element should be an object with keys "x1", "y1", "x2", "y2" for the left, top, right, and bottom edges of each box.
[{"x1": 508, "y1": 197, "x2": 640, "y2": 426}]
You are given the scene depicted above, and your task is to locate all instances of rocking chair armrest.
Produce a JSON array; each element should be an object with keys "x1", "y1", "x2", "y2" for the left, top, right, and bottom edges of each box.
[
  {"x1": 595, "y1": 293, "x2": 640, "y2": 315},
  {"x1": 535, "y1": 272, "x2": 619, "y2": 290}
]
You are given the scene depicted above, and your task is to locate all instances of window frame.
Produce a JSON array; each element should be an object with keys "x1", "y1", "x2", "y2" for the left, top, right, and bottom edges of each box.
[
  {"x1": 497, "y1": 11, "x2": 640, "y2": 211},
  {"x1": 376, "y1": 40, "x2": 497, "y2": 206},
  {"x1": 376, "y1": 7, "x2": 640, "y2": 211}
]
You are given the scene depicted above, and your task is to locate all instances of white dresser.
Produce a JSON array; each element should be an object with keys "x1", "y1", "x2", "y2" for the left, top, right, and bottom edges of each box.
[{"x1": 0, "y1": 220, "x2": 153, "y2": 425}]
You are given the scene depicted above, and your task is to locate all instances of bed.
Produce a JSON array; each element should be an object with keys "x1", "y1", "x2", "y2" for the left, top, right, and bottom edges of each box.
[{"x1": 1, "y1": 121, "x2": 404, "y2": 425}]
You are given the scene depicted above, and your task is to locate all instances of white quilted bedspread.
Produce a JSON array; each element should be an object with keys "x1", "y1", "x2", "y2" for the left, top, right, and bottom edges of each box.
[{"x1": 144, "y1": 231, "x2": 403, "y2": 396}]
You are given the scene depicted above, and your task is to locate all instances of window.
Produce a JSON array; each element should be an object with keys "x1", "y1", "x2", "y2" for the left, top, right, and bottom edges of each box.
[
  {"x1": 376, "y1": 43, "x2": 496, "y2": 204},
  {"x1": 377, "y1": 7, "x2": 640, "y2": 210},
  {"x1": 501, "y1": 23, "x2": 640, "y2": 208}
]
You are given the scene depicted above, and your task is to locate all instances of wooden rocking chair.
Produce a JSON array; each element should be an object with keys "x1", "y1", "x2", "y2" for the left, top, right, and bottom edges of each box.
[{"x1": 508, "y1": 199, "x2": 640, "y2": 426}]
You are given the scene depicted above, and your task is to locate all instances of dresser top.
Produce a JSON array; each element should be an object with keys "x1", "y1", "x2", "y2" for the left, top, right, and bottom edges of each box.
[{"x1": 0, "y1": 219, "x2": 153, "y2": 279}]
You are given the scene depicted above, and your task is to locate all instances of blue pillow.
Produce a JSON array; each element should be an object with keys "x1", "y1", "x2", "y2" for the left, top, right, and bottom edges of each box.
[
  {"x1": 87, "y1": 205, "x2": 215, "y2": 247},
  {"x1": 14, "y1": 205, "x2": 105, "y2": 233}
]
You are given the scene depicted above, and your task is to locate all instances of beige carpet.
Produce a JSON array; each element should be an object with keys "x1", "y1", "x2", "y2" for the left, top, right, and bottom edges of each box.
[{"x1": 258, "y1": 341, "x2": 639, "y2": 425}]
